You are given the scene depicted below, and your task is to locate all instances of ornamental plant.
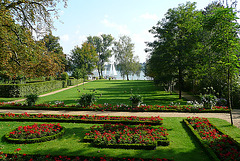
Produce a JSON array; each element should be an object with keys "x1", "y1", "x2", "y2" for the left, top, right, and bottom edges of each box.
[
  {"x1": 200, "y1": 87, "x2": 218, "y2": 109},
  {"x1": 25, "y1": 94, "x2": 39, "y2": 106},
  {"x1": 6, "y1": 123, "x2": 63, "y2": 142},
  {"x1": 85, "y1": 123, "x2": 169, "y2": 148}
]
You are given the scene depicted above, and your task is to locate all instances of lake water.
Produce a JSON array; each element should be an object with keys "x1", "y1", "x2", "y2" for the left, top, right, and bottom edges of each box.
[{"x1": 92, "y1": 70, "x2": 152, "y2": 80}]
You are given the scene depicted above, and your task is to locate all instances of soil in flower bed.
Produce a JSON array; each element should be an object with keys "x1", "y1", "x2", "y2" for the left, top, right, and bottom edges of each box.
[
  {"x1": 5, "y1": 123, "x2": 64, "y2": 143},
  {"x1": 185, "y1": 117, "x2": 240, "y2": 161},
  {"x1": 84, "y1": 123, "x2": 169, "y2": 149}
]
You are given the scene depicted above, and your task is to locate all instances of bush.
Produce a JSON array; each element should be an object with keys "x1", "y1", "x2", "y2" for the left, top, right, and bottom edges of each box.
[
  {"x1": 26, "y1": 94, "x2": 39, "y2": 106},
  {"x1": 0, "y1": 81, "x2": 63, "y2": 97},
  {"x1": 78, "y1": 93, "x2": 96, "y2": 107}
]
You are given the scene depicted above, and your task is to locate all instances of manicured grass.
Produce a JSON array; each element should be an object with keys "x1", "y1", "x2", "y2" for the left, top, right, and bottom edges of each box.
[
  {"x1": 0, "y1": 118, "x2": 210, "y2": 161},
  {"x1": 36, "y1": 80, "x2": 187, "y2": 106}
]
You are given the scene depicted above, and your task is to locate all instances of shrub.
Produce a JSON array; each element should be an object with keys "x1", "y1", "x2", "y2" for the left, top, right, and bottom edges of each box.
[
  {"x1": 78, "y1": 93, "x2": 96, "y2": 107},
  {"x1": 25, "y1": 94, "x2": 39, "y2": 106}
]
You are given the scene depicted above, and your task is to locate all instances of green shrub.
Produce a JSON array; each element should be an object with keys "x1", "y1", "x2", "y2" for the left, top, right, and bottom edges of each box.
[
  {"x1": 26, "y1": 94, "x2": 39, "y2": 106},
  {"x1": 0, "y1": 81, "x2": 63, "y2": 97},
  {"x1": 78, "y1": 93, "x2": 96, "y2": 107}
]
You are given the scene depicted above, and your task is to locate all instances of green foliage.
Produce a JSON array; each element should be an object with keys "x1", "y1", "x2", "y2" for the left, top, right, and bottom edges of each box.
[
  {"x1": 87, "y1": 34, "x2": 114, "y2": 77},
  {"x1": 0, "y1": 81, "x2": 63, "y2": 97},
  {"x1": 70, "y1": 42, "x2": 98, "y2": 78},
  {"x1": 129, "y1": 94, "x2": 143, "y2": 104},
  {"x1": 61, "y1": 72, "x2": 69, "y2": 80},
  {"x1": 78, "y1": 93, "x2": 97, "y2": 107},
  {"x1": 25, "y1": 94, "x2": 39, "y2": 106},
  {"x1": 113, "y1": 35, "x2": 141, "y2": 81}
]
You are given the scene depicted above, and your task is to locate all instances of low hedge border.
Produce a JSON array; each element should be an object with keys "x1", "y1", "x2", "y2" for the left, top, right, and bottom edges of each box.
[
  {"x1": 183, "y1": 119, "x2": 219, "y2": 161},
  {"x1": 83, "y1": 136, "x2": 170, "y2": 150},
  {"x1": 0, "y1": 113, "x2": 164, "y2": 125},
  {"x1": 183, "y1": 119, "x2": 240, "y2": 161},
  {"x1": 4, "y1": 126, "x2": 65, "y2": 144}
]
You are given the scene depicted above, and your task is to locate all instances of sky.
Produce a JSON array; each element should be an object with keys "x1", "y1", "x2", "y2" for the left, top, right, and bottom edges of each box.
[{"x1": 52, "y1": 0, "x2": 214, "y2": 63}]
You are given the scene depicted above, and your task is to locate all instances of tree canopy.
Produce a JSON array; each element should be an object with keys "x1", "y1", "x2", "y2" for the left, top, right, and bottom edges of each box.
[{"x1": 113, "y1": 35, "x2": 141, "y2": 81}]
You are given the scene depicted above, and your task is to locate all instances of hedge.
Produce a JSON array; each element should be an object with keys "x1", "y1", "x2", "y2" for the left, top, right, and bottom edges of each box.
[
  {"x1": 83, "y1": 136, "x2": 170, "y2": 150},
  {"x1": 0, "y1": 79, "x2": 83, "y2": 98},
  {"x1": 5, "y1": 127, "x2": 65, "y2": 144}
]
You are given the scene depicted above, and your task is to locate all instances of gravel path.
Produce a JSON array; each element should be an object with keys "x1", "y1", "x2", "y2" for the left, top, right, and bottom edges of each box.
[{"x1": 4, "y1": 81, "x2": 240, "y2": 128}]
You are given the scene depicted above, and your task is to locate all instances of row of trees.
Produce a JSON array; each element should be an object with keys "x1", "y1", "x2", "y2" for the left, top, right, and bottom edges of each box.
[
  {"x1": 1, "y1": 0, "x2": 141, "y2": 81},
  {"x1": 145, "y1": 1, "x2": 240, "y2": 107},
  {"x1": 0, "y1": 0, "x2": 68, "y2": 80},
  {"x1": 68, "y1": 35, "x2": 142, "y2": 81}
]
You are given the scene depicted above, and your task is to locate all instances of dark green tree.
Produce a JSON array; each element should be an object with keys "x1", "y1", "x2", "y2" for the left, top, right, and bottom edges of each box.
[{"x1": 146, "y1": 2, "x2": 201, "y2": 98}]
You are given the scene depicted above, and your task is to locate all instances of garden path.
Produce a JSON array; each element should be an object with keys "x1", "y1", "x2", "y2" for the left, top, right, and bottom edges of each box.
[
  {"x1": 10, "y1": 81, "x2": 90, "y2": 103},
  {"x1": 0, "y1": 109, "x2": 239, "y2": 129}
]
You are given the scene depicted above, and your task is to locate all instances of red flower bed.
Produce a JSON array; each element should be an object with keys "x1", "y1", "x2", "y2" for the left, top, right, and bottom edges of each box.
[
  {"x1": 0, "y1": 102, "x2": 229, "y2": 113},
  {"x1": 85, "y1": 123, "x2": 169, "y2": 148},
  {"x1": 186, "y1": 117, "x2": 240, "y2": 161},
  {"x1": 0, "y1": 112, "x2": 163, "y2": 125},
  {"x1": 0, "y1": 149, "x2": 173, "y2": 161},
  {"x1": 8, "y1": 123, "x2": 63, "y2": 140}
]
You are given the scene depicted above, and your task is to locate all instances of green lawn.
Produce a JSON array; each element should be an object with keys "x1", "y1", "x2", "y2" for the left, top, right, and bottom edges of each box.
[
  {"x1": 0, "y1": 117, "x2": 213, "y2": 161},
  {"x1": 36, "y1": 80, "x2": 187, "y2": 106},
  {"x1": 1, "y1": 118, "x2": 239, "y2": 160}
]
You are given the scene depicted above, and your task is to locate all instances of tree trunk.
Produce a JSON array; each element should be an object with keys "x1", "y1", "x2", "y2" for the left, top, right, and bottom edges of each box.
[
  {"x1": 178, "y1": 68, "x2": 182, "y2": 99},
  {"x1": 127, "y1": 75, "x2": 129, "y2": 81}
]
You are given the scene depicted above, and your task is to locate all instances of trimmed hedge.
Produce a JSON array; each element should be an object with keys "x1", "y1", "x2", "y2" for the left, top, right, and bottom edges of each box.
[
  {"x1": 83, "y1": 136, "x2": 170, "y2": 150},
  {"x1": 4, "y1": 126, "x2": 65, "y2": 144},
  {"x1": 0, "y1": 79, "x2": 83, "y2": 98},
  {"x1": 67, "y1": 78, "x2": 83, "y2": 86}
]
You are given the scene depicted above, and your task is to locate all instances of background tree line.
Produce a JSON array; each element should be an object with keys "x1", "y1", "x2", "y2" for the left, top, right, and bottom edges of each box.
[{"x1": 145, "y1": 1, "x2": 240, "y2": 108}]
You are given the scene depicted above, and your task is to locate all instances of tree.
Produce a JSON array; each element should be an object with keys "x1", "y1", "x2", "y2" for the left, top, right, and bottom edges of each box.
[
  {"x1": 146, "y1": 2, "x2": 201, "y2": 98},
  {"x1": 87, "y1": 34, "x2": 114, "y2": 77},
  {"x1": 0, "y1": 0, "x2": 67, "y2": 79},
  {"x1": 113, "y1": 35, "x2": 141, "y2": 81},
  {"x1": 69, "y1": 42, "x2": 98, "y2": 79},
  {"x1": 1, "y1": 0, "x2": 67, "y2": 35},
  {"x1": 201, "y1": 4, "x2": 240, "y2": 125},
  {"x1": 41, "y1": 33, "x2": 67, "y2": 71}
]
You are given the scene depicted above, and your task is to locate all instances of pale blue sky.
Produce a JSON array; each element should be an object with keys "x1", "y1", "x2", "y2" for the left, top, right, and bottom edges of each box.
[{"x1": 52, "y1": 0, "x2": 214, "y2": 63}]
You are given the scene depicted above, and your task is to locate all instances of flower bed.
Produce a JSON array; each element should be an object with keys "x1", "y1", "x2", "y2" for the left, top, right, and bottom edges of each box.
[
  {"x1": 84, "y1": 123, "x2": 169, "y2": 150},
  {"x1": 5, "y1": 123, "x2": 65, "y2": 144},
  {"x1": 0, "y1": 102, "x2": 229, "y2": 113},
  {"x1": 0, "y1": 149, "x2": 173, "y2": 161},
  {"x1": 184, "y1": 117, "x2": 240, "y2": 161},
  {"x1": 0, "y1": 112, "x2": 163, "y2": 125}
]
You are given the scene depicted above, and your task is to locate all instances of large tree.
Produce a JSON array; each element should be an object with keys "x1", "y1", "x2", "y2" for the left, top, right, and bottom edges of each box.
[
  {"x1": 0, "y1": 0, "x2": 67, "y2": 79},
  {"x1": 69, "y1": 42, "x2": 98, "y2": 79},
  {"x1": 87, "y1": 34, "x2": 114, "y2": 78},
  {"x1": 146, "y1": 2, "x2": 201, "y2": 99},
  {"x1": 113, "y1": 35, "x2": 141, "y2": 81}
]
